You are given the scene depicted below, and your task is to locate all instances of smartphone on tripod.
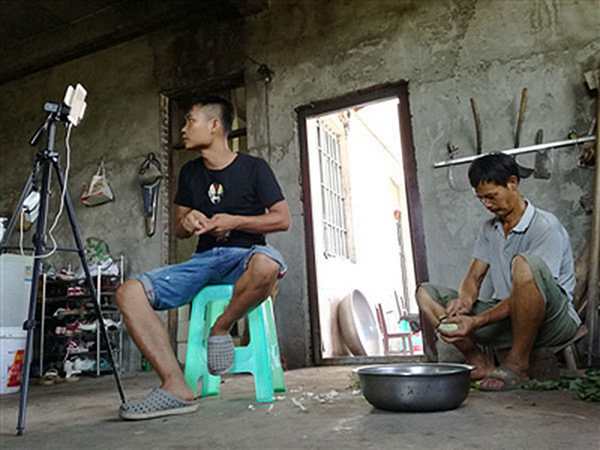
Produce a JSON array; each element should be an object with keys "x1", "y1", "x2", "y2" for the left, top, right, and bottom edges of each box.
[{"x1": 63, "y1": 83, "x2": 87, "y2": 127}]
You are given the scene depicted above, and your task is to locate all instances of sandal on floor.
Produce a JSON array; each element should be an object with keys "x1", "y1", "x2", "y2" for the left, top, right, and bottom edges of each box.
[
  {"x1": 40, "y1": 369, "x2": 59, "y2": 385},
  {"x1": 119, "y1": 388, "x2": 199, "y2": 421},
  {"x1": 207, "y1": 335, "x2": 234, "y2": 375},
  {"x1": 478, "y1": 366, "x2": 529, "y2": 392}
]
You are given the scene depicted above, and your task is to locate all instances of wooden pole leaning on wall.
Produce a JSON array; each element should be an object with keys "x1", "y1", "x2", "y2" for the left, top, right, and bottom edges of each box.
[{"x1": 585, "y1": 68, "x2": 600, "y2": 367}]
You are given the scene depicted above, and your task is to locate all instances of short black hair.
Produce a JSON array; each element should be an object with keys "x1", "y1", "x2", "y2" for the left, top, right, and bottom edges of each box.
[
  {"x1": 188, "y1": 95, "x2": 234, "y2": 135},
  {"x1": 468, "y1": 152, "x2": 520, "y2": 188}
]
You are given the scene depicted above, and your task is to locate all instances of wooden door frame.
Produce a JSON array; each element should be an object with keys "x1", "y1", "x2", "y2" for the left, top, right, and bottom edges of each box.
[{"x1": 296, "y1": 81, "x2": 432, "y2": 365}]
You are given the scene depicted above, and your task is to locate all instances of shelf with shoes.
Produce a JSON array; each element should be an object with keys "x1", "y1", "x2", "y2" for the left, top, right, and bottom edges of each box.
[{"x1": 36, "y1": 255, "x2": 125, "y2": 381}]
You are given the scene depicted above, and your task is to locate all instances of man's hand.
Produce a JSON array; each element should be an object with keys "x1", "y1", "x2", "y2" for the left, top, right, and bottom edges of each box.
[
  {"x1": 445, "y1": 297, "x2": 474, "y2": 317},
  {"x1": 181, "y1": 210, "x2": 213, "y2": 236},
  {"x1": 208, "y1": 213, "x2": 240, "y2": 240},
  {"x1": 438, "y1": 315, "x2": 478, "y2": 343}
]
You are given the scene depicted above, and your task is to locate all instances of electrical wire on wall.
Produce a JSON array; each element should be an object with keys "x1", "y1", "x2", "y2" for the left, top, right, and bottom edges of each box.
[
  {"x1": 264, "y1": 74, "x2": 272, "y2": 163},
  {"x1": 246, "y1": 55, "x2": 275, "y2": 163}
]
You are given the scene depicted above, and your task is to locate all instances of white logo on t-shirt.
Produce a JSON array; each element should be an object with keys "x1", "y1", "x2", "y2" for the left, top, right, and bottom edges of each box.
[{"x1": 208, "y1": 182, "x2": 224, "y2": 204}]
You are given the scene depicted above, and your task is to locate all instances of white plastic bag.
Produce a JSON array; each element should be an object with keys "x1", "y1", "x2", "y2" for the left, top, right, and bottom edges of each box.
[{"x1": 80, "y1": 160, "x2": 115, "y2": 207}]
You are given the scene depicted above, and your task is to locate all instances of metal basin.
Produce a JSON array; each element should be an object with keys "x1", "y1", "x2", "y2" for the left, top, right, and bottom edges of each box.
[
  {"x1": 337, "y1": 289, "x2": 382, "y2": 356},
  {"x1": 356, "y1": 363, "x2": 473, "y2": 412}
]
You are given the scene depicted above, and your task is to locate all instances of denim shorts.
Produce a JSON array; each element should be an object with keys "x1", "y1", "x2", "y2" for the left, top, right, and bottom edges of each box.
[{"x1": 134, "y1": 245, "x2": 287, "y2": 311}]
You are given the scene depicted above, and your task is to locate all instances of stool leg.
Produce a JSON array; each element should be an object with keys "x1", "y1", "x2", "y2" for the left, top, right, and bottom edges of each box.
[
  {"x1": 184, "y1": 295, "x2": 207, "y2": 396},
  {"x1": 202, "y1": 300, "x2": 227, "y2": 397},
  {"x1": 264, "y1": 298, "x2": 286, "y2": 393},
  {"x1": 563, "y1": 345, "x2": 579, "y2": 372},
  {"x1": 248, "y1": 304, "x2": 274, "y2": 403}
]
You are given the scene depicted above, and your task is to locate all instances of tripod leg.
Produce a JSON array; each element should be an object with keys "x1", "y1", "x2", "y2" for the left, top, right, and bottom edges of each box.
[
  {"x1": 16, "y1": 163, "x2": 51, "y2": 435},
  {"x1": 0, "y1": 174, "x2": 34, "y2": 251},
  {"x1": 50, "y1": 160, "x2": 127, "y2": 404}
]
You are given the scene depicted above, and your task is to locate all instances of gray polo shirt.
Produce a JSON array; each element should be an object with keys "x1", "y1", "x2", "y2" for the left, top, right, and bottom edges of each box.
[{"x1": 472, "y1": 201, "x2": 576, "y2": 302}]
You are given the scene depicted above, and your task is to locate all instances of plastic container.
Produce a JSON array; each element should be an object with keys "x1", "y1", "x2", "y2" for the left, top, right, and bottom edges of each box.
[
  {"x1": 0, "y1": 327, "x2": 27, "y2": 394},
  {"x1": 0, "y1": 254, "x2": 33, "y2": 328}
]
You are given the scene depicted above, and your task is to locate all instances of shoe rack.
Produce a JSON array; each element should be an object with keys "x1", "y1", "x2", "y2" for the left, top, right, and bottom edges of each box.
[{"x1": 37, "y1": 256, "x2": 124, "y2": 379}]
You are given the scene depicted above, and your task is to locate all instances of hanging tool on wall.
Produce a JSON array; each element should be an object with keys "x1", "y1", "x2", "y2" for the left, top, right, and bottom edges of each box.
[
  {"x1": 533, "y1": 129, "x2": 552, "y2": 179},
  {"x1": 445, "y1": 97, "x2": 484, "y2": 192},
  {"x1": 577, "y1": 118, "x2": 597, "y2": 168},
  {"x1": 138, "y1": 152, "x2": 163, "y2": 237},
  {"x1": 435, "y1": 134, "x2": 596, "y2": 168},
  {"x1": 515, "y1": 88, "x2": 528, "y2": 147},
  {"x1": 435, "y1": 84, "x2": 597, "y2": 169},
  {"x1": 470, "y1": 97, "x2": 482, "y2": 155},
  {"x1": 444, "y1": 91, "x2": 536, "y2": 189},
  {"x1": 513, "y1": 88, "x2": 534, "y2": 178},
  {"x1": 571, "y1": 119, "x2": 597, "y2": 213}
]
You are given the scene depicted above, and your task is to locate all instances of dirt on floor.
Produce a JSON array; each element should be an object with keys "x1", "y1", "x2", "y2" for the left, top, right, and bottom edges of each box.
[{"x1": 1, "y1": 366, "x2": 599, "y2": 450}]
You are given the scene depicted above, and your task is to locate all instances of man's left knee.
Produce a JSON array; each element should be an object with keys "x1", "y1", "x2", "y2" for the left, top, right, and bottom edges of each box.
[{"x1": 247, "y1": 253, "x2": 279, "y2": 286}]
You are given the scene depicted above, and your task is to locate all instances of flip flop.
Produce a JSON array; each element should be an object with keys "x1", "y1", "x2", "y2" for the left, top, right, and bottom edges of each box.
[
  {"x1": 478, "y1": 366, "x2": 529, "y2": 391},
  {"x1": 40, "y1": 369, "x2": 59, "y2": 385},
  {"x1": 207, "y1": 335, "x2": 234, "y2": 375},
  {"x1": 119, "y1": 388, "x2": 199, "y2": 421}
]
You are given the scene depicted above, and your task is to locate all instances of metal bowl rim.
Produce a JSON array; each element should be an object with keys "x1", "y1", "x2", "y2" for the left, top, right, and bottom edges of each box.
[{"x1": 354, "y1": 363, "x2": 474, "y2": 377}]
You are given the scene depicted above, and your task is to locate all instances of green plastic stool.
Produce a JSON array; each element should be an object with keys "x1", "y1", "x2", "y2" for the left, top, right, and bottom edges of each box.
[{"x1": 184, "y1": 284, "x2": 286, "y2": 403}]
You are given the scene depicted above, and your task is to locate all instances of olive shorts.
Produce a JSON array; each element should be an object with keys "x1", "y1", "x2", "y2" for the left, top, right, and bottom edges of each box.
[{"x1": 421, "y1": 254, "x2": 581, "y2": 349}]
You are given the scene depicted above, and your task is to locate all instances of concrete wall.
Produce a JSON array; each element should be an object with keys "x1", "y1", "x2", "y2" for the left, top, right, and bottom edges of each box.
[
  {"x1": 0, "y1": 38, "x2": 161, "y2": 371},
  {"x1": 0, "y1": 38, "x2": 161, "y2": 272},
  {"x1": 1, "y1": 0, "x2": 598, "y2": 370},
  {"x1": 243, "y1": 0, "x2": 598, "y2": 364}
]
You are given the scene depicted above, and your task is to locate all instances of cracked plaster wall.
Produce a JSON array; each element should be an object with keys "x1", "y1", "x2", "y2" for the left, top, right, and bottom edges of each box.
[{"x1": 0, "y1": 0, "x2": 598, "y2": 370}]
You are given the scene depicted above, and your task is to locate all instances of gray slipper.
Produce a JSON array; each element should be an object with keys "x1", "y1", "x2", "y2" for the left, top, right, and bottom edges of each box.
[
  {"x1": 119, "y1": 388, "x2": 199, "y2": 421},
  {"x1": 207, "y1": 335, "x2": 234, "y2": 375}
]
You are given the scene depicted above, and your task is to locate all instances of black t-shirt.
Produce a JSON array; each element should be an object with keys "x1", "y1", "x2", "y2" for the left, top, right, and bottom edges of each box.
[{"x1": 174, "y1": 153, "x2": 284, "y2": 253}]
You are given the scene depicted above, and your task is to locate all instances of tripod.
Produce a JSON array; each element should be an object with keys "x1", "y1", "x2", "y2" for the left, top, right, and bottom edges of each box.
[{"x1": 0, "y1": 101, "x2": 126, "y2": 435}]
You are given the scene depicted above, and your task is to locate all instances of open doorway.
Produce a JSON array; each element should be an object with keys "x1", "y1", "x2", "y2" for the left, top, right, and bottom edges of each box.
[{"x1": 297, "y1": 83, "x2": 429, "y2": 364}]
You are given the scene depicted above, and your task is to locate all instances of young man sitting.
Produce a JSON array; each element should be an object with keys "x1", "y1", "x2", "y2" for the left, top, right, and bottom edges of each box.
[{"x1": 116, "y1": 96, "x2": 290, "y2": 419}]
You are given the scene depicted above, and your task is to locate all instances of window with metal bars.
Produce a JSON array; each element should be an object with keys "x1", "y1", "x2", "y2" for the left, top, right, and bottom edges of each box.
[{"x1": 316, "y1": 120, "x2": 349, "y2": 258}]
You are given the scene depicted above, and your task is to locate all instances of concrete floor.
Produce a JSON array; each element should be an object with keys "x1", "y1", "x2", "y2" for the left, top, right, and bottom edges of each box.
[{"x1": 1, "y1": 366, "x2": 599, "y2": 450}]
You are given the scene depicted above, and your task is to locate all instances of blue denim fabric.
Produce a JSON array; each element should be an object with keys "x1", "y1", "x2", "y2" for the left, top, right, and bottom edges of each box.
[{"x1": 133, "y1": 245, "x2": 287, "y2": 311}]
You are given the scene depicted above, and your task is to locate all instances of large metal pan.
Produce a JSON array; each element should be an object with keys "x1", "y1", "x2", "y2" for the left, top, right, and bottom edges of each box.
[
  {"x1": 356, "y1": 363, "x2": 473, "y2": 412},
  {"x1": 337, "y1": 289, "x2": 382, "y2": 356}
]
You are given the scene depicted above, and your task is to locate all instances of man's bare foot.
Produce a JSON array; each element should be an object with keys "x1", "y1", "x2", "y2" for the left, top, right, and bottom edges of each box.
[
  {"x1": 466, "y1": 353, "x2": 495, "y2": 380},
  {"x1": 500, "y1": 358, "x2": 529, "y2": 380},
  {"x1": 479, "y1": 365, "x2": 529, "y2": 391}
]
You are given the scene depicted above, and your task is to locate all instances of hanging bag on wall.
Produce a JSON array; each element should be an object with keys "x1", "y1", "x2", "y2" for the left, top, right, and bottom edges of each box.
[{"x1": 80, "y1": 160, "x2": 115, "y2": 207}]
